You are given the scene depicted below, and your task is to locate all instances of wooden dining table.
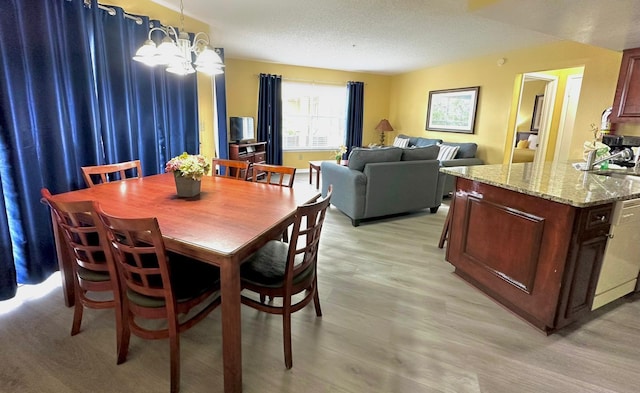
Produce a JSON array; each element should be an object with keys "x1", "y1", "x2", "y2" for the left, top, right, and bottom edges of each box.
[{"x1": 47, "y1": 172, "x2": 320, "y2": 393}]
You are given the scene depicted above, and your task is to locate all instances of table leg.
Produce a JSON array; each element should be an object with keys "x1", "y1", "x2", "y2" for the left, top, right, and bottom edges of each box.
[
  {"x1": 438, "y1": 196, "x2": 454, "y2": 249},
  {"x1": 315, "y1": 166, "x2": 320, "y2": 190},
  {"x1": 220, "y1": 260, "x2": 242, "y2": 393},
  {"x1": 309, "y1": 163, "x2": 313, "y2": 185}
]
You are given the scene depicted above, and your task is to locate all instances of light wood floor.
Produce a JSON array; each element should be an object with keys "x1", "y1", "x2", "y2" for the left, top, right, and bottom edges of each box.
[{"x1": 2, "y1": 176, "x2": 640, "y2": 393}]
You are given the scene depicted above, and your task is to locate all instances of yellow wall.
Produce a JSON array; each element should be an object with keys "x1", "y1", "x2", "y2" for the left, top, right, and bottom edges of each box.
[
  {"x1": 389, "y1": 41, "x2": 622, "y2": 164},
  {"x1": 110, "y1": 0, "x2": 216, "y2": 160},
  {"x1": 112, "y1": 3, "x2": 625, "y2": 167},
  {"x1": 224, "y1": 59, "x2": 391, "y2": 167}
]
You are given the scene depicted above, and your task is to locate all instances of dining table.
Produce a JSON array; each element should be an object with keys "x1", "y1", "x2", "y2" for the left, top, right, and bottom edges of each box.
[{"x1": 47, "y1": 172, "x2": 321, "y2": 393}]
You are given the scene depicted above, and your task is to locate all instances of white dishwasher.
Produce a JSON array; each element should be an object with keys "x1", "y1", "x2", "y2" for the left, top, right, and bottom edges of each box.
[{"x1": 592, "y1": 198, "x2": 640, "y2": 310}]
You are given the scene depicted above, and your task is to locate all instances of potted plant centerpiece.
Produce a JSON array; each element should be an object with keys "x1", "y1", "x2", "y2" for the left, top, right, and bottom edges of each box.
[
  {"x1": 165, "y1": 152, "x2": 211, "y2": 197},
  {"x1": 333, "y1": 145, "x2": 347, "y2": 164}
]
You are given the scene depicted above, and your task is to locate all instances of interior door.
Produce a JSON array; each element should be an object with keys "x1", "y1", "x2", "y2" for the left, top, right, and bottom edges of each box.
[{"x1": 554, "y1": 75, "x2": 583, "y2": 163}]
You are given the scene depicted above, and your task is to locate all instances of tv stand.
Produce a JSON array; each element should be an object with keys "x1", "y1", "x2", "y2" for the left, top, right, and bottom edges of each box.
[{"x1": 229, "y1": 141, "x2": 267, "y2": 180}]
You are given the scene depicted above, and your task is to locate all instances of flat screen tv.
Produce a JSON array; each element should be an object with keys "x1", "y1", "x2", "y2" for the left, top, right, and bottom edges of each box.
[{"x1": 229, "y1": 116, "x2": 255, "y2": 143}]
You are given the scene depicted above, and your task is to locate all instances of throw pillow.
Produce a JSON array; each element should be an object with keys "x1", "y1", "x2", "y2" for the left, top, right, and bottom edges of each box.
[
  {"x1": 527, "y1": 134, "x2": 538, "y2": 150},
  {"x1": 393, "y1": 136, "x2": 410, "y2": 148},
  {"x1": 516, "y1": 140, "x2": 530, "y2": 149},
  {"x1": 401, "y1": 145, "x2": 439, "y2": 161},
  {"x1": 437, "y1": 144, "x2": 459, "y2": 161}
]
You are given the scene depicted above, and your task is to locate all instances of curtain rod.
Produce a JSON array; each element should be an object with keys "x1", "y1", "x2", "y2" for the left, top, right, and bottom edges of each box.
[
  {"x1": 283, "y1": 77, "x2": 347, "y2": 86},
  {"x1": 82, "y1": 0, "x2": 143, "y2": 25},
  {"x1": 255, "y1": 75, "x2": 348, "y2": 86}
]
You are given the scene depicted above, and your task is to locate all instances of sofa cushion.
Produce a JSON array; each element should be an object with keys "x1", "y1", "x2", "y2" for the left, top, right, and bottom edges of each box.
[
  {"x1": 414, "y1": 138, "x2": 442, "y2": 147},
  {"x1": 441, "y1": 142, "x2": 477, "y2": 159},
  {"x1": 397, "y1": 134, "x2": 442, "y2": 148},
  {"x1": 348, "y1": 147, "x2": 403, "y2": 172},
  {"x1": 401, "y1": 145, "x2": 440, "y2": 161},
  {"x1": 437, "y1": 144, "x2": 460, "y2": 161}
]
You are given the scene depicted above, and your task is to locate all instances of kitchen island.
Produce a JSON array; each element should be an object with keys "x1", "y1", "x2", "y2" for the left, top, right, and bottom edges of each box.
[{"x1": 441, "y1": 161, "x2": 640, "y2": 333}]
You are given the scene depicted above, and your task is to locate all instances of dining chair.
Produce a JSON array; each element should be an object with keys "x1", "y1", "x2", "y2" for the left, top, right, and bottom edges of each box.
[
  {"x1": 250, "y1": 163, "x2": 298, "y2": 242},
  {"x1": 240, "y1": 185, "x2": 333, "y2": 369},
  {"x1": 95, "y1": 205, "x2": 221, "y2": 393},
  {"x1": 40, "y1": 188, "x2": 125, "y2": 359},
  {"x1": 81, "y1": 159, "x2": 142, "y2": 188},
  {"x1": 212, "y1": 158, "x2": 249, "y2": 180},
  {"x1": 250, "y1": 163, "x2": 296, "y2": 187}
]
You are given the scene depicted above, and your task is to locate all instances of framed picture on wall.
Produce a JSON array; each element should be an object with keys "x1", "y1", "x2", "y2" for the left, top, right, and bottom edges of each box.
[
  {"x1": 425, "y1": 86, "x2": 480, "y2": 133},
  {"x1": 530, "y1": 94, "x2": 544, "y2": 131}
]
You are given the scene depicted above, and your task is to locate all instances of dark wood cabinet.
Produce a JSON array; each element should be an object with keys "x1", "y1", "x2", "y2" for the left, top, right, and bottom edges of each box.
[
  {"x1": 611, "y1": 47, "x2": 640, "y2": 123},
  {"x1": 447, "y1": 178, "x2": 612, "y2": 333},
  {"x1": 229, "y1": 141, "x2": 267, "y2": 179},
  {"x1": 555, "y1": 205, "x2": 611, "y2": 329}
]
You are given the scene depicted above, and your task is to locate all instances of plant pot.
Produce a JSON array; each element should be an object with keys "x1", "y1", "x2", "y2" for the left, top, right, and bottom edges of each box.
[{"x1": 173, "y1": 172, "x2": 201, "y2": 197}]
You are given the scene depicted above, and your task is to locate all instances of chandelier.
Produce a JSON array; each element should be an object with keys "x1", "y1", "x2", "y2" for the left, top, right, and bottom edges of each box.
[{"x1": 132, "y1": 0, "x2": 224, "y2": 76}]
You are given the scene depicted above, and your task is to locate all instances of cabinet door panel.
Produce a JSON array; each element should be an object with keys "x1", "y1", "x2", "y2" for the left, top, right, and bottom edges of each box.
[
  {"x1": 447, "y1": 179, "x2": 575, "y2": 330},
  {"x1": 612, "y1": 48, "x2": 640, "y2": 122}
]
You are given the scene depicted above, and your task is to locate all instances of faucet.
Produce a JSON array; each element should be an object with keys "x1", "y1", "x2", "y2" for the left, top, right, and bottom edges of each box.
[{"x1": 583, "y1": 148, "x2": 633, "y2": 170}]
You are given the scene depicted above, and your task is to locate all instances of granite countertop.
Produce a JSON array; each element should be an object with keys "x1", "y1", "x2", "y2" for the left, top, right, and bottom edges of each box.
[{"x1": 440, "y1": 162, "x2": 640, "y2": 207}]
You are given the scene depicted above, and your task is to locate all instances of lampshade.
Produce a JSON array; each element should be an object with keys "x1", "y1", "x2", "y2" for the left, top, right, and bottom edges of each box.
[
  {"x1": 375, "y1": 119, "x2": 394, "y2": 132},
  {"x1": 132, "y1": 0, "x2": 224, "y2": 76}
]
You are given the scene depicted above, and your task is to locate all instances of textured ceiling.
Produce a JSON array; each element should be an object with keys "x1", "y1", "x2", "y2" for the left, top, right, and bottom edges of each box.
[{"x1": 151, "y1": 0, "x2": 640, "y2": 75}]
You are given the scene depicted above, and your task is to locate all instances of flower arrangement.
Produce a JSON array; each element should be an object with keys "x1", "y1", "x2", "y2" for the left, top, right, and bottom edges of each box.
[
  {"x1": 165, "y1": 152, "x2": 211, "y2": 181},
  {"x1": 332, "y1": 145, "x2": 347, "y2": 161},
  {"x1": 583, "y1": 123, "x2": 610, "y2": 167}
]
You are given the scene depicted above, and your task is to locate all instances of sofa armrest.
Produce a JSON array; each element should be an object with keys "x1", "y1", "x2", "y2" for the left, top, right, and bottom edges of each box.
[{"x1": 320, "y1": 162, "x2": 367, "y2": 219}]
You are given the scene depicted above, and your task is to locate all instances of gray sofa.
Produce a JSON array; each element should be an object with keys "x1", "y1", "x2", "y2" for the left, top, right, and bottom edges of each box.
[
  {"x1": 321, "y1": 146, "x2": 445, "y2": 226},
  {"x1": 396, "y1": 134, "x2": 483, "y2": 197}
]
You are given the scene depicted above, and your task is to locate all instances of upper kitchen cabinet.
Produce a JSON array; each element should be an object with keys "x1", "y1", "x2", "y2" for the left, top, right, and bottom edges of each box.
[{"x1": 611, "y1": 48, "x2": 640, "y2": 123}]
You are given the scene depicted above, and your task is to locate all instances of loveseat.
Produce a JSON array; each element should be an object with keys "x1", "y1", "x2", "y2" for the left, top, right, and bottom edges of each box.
[
  {"x1": 320, "y1": 146, "x2": 445, "y2": 226},
  {"x1": 396, "y1": 134, "x2": 483, "y2": 197}
]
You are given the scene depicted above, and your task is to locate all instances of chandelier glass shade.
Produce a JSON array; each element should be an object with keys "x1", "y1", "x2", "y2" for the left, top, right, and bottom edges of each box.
[{"x1": 132, "y1": 0, "x2": 224, "y2": 76}]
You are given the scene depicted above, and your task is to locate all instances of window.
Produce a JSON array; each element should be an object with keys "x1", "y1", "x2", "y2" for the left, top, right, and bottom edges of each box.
[{"x1": 282, "y1": 81, "x2": 347, "y2": 150}]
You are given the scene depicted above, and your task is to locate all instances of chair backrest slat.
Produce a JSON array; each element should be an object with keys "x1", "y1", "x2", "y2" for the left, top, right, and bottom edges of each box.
[
  {"x1": 212, "y1": 158, "x2": 250, "y2": 180},
  {"x1": 81, "y1": 160, "x2": 142, "y2": 188},
  {"x1": 285, "y1": 186, "x2": 332, "y2": 280},
  {"x1": 251, "y1": 164, "x2": 296, "y2": 187},
  {"x1": 41, "y1": 188, "x2": 114, "y2": 275},
  {"x1": 95, "y1": 208, "x2": 174, "y2": 301}
]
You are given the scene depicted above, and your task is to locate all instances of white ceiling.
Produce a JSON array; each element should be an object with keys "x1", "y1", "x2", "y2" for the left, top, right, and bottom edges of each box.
[{"x1": 151, "y1": 0, "x2": 640, "y2": 75}]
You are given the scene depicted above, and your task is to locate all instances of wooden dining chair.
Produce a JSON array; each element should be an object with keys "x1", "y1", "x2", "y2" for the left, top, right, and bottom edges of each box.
[
  {"x1": 250, "y1": 163, "x2": 296, "y2": 187},
  {"x1": 81, "y1": 160, "x2": 142, "y2": 188},
  {"x1": 240, "y1": 185, "x2": 333, "y2": 369},
  {"x1": 212, "y1": 158, "x2": 249, "y2": 180},
  {"x1": 95, "y1": 206, "x2": 221, "y2": 393},
  {"x1": 40, "y1": 188, "x2": 125, "y2": 360}
]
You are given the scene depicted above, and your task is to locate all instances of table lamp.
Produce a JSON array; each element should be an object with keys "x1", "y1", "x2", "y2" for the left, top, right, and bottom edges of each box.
[{"x1": 375, "y1": 119, "x2": 394, "y2": 146}]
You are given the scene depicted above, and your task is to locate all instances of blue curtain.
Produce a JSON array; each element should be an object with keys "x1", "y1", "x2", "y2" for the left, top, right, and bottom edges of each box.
[
  {"x1": 257, "y1": 74, "x2": 282, "y2": 165},
  {"x1": 345, "y1": 81, "x2": 364, "y2": 156},
  {"x1": 0, "y1": 0, "x2": 199, "y2": 300},
  {"x1": 215, "y1": 49, "x2": 229, "y2": 159}
]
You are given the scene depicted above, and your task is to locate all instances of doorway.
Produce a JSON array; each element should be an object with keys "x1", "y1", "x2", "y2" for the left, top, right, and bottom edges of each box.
[{"x1": 506, "y1": 67, "x2": 584, "y2": 165}]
